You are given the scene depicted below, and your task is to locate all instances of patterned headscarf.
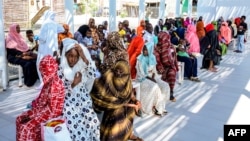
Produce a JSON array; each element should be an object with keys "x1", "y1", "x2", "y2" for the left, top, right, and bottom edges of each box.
[
  {"x1": 91, "y1": 60, "x2": 132, "y2": 108},
  {"x1": 39, "y1": 55, "x2": 59, "y2": 84},
  {"x1": 155, "y1": 31, "x2": 176, "y2": 69},
  {"x1": 33, "y1": 55, "x2": 65, "y2": 109},
  {"x1": 101, "y1": 32, "x2": 129, "y2": 73},
  {"x1": 5, "y1": 24, "x2": 29, "y2": 52}
]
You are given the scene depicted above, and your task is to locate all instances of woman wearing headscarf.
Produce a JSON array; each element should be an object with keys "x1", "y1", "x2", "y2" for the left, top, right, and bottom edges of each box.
[
  {"x1": 74, "y1": 24, "x2": 90, "y2": 45},
  {"x1": 184, "y1": 17, "x2": 191, "y2": 28},
  {"x1": 136, "y1": 20, "x2": 146, "y2": 37},
  {"x1": 200, "y1": 24, "x2": 221, "y2": 72},
  {"x1": 58, "y1": 24, "x2": 73, "y2": 46},
  {"x1": 74, "y1": 25, "x2": 98, "y2": 56},
  {"x1": 218, "y1": 21, "x2": 232, "y2": 55},
  {"x1": 91, "y1": 59, "x2": 143, "y2": 141},
  {"x1": 219, "y1": 21, "x2": 232, "y2": 45},
  {"x1": 16, "y1": 55, "x2": 65, "y2": 141},
  {"x1": 154, "y1": 19, "x2": 163, "y2": 35},
  {"x1": 92, "y1": 32, "x2": 143, "y2": 141},
  {"x1": 196, "y1": 16, "x2": 205, "y2": 40},
  {"x1": 58, "y1": 38, "x2": 100, "y2": 141},
  {"x1": 37, "y1": 10, "x2": 64, "y2": 89},
  {"x1": 5, "y1": 24, "x2": 38, "y2": 87},
  {"x1": 136, "y1": 43, "x2": 169, "y2": 116},
  {"x1": 100, "y1": 32, "x2": 129, "y2": 74},
  {"x1": 154, "y1": 31, "x2": 179, "y2": 102},
  {"x1": 127, "y1": 36, "x2": 145, "y2": 79},
  {"x1": 185, "y1": 24, "x2": 200, "y2": 56}
]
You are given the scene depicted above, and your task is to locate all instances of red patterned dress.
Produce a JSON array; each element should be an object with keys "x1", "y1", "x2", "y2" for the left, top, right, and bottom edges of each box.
[
  {"x1": 154, "y1": 31, "x2": 179, "y2": 100},
  {"x1": 16, "y1": 55, "x2": 65, "y2": 141}
]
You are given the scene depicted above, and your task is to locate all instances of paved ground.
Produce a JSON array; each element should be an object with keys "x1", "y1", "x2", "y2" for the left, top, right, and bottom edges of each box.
[{"x1": 1, "y1": 41, "x2": 250, "y2": 141}]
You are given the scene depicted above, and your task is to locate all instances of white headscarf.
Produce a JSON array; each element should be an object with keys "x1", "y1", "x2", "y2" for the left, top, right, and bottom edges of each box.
[
  {"x1": 60, "y1": 38, "x2": 93, "y2": 83},
  {"x1": 43, "y1": 10, "x2": 64, "y2": 33},
  {"x1": 43, "y1": 10, "x2": 55, "y2": 22}
]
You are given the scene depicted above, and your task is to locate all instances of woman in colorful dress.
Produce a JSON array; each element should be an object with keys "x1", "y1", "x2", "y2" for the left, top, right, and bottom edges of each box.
[
  {"x1": 136, "y1": 43, "x2": 169, "y2": 116},
  {"x1": 91, "y1": 32, "x2": 143, "y2": 141},
  {"x1": 154, "y1": 31, "x2": 179, "y2": 102},
  {"x1": 16, "y1": 55, "x2": 65, "y2": 141},
  {"x1": 59, "y1": 38, "x2": 100, "y2": 141}
]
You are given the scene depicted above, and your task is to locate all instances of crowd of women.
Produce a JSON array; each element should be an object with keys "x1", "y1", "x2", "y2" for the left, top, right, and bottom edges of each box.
[{"x1": 6, "y1": 9, "x2": 247, "y2": 141}]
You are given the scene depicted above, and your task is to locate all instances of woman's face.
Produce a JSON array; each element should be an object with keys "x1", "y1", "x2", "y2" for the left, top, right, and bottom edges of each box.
[
  {"x1": 66, "y1": 48, "x2": 79, "y2": 67},
  {"x1": 143, "y1": 46, "x2": 148, "y2": 56},
  {"x1": 16, "y1": 25, "x2": 20, "y2": 33}
]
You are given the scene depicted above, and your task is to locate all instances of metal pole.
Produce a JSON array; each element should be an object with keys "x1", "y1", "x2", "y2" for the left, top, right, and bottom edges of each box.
[
  {"x1": 64, "y1": 0, "x2": 75, "y2": 33},
  {"x1": 188, "y1": 0, "x2": 193, "y2": 17},
  {"x1": 176, "y1": 0, "x2": 180, "y2": 17},
  {"x1": 0, "y1": 0, "x2": 7, "y2": 90},
  {"x1": 159, "y1": 0, "x2": 166, "y2": 19},
  {"x1": 139, "y1": 0, "x2": 145, "y2": 22},
  {"x1": 109, "y1": 0, "x2": 116, "y2": 32}
]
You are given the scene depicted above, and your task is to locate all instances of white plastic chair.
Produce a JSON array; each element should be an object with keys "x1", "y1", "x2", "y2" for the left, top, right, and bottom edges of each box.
[
  {"x1": 177, "y1": 62, "x2": 185, "y2": 84},
  {"x1": 132, "y1": 80, "x2": 140, "y2": 101},
  {"x1": 7, "y1": 63, "x2": 23, "y2": 87}
]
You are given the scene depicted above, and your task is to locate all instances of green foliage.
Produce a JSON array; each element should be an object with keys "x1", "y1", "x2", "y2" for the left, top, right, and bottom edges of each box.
[
  {"x1": 120, "y1": 10, "x2": 128, "y2": 18},
  {"x1": 78, "y1": 0, "x2": 98, "y2": 15}
]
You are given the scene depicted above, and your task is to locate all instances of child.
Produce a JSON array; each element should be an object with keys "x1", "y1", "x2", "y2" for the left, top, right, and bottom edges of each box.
[
  {"x1": 177, "y1": 40, "x2": 190, "y2": 58},
  {"x1": 83, "y1": 30, "x2": 99, "y2": 59},
  {"x1": 26, "y1": 30, "x2": 39, "y2": 54}
]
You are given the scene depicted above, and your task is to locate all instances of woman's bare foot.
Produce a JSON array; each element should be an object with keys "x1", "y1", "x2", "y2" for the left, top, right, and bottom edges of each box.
[
  {"x1": 129, "y1": 134, "x2": 144, "y2": 141},
  {"x1": 208, "y1": 68, "x2": 218, "y2": 72},
  {"x1": 213, "y1": 67, "x2": 218, "y2": 70}
]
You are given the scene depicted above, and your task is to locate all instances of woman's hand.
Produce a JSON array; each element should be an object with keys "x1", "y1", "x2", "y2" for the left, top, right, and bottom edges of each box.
[
  {"x1": 71, "y1": 72, "x2": 82, "y2": 88},
  {"x1": 135, "y1": 100, "x2": 142, "y2": 109},
  {"x1": 75, "y1": 44, "x2": 89, "y2": 65},
  {"x1": 124, "y1": 103, "x2": 141, "y2": 113}
]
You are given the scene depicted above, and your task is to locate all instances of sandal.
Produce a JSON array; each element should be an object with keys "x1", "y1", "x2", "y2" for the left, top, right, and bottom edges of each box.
[
  {"x1": 170, "y1": 96, "x2": 176, "y2": 102},
  {"x1": 152, "y1": 107, "x2": 161, "y2": 116},
  {"x1": 129, "y1": 134, "x2": 144, "y2": 141},
  {"x1": 190, "y1": 77, "x2": 201, "y2": 82}
]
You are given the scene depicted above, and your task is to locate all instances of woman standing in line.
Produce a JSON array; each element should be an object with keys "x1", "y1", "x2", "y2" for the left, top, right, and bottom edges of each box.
[{"x1": 59, "y1": 38, "x2": 100, "y2": 141}]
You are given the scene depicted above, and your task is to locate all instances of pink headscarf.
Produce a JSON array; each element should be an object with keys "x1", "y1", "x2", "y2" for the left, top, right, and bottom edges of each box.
[
  {"x1": 185, "y1": 24, "x2": 200, "y2": 54},
  {"x1": 184, "y1": 17, "x2": 191, "y2": 28},
  {"x1": 219, "y1": 22, "x2": 232, "y2": 44},
  {"x1": 5, "y1": 24, "x2": 29, "y2": 52}
]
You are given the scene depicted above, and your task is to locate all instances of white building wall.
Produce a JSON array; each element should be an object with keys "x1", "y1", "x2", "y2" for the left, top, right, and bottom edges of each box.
[{"x1": 198, "y1": 0, "x2": 250, "y2": 26}]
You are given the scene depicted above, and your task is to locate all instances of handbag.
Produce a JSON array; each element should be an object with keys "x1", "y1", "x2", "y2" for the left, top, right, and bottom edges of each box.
[{"x1": 41, "y1": 117, "x2": 72, "y2": 141}]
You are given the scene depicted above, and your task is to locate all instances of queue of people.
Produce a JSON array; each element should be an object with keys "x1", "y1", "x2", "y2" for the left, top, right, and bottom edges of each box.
[{"x1": 8, "y1": 9, "x2": 247, "y2": 141}]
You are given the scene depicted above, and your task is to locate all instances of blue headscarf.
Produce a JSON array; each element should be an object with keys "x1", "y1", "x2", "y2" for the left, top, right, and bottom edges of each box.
[{"x1": 137, "y1": 42, "x2": 157, "y2": 76}]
